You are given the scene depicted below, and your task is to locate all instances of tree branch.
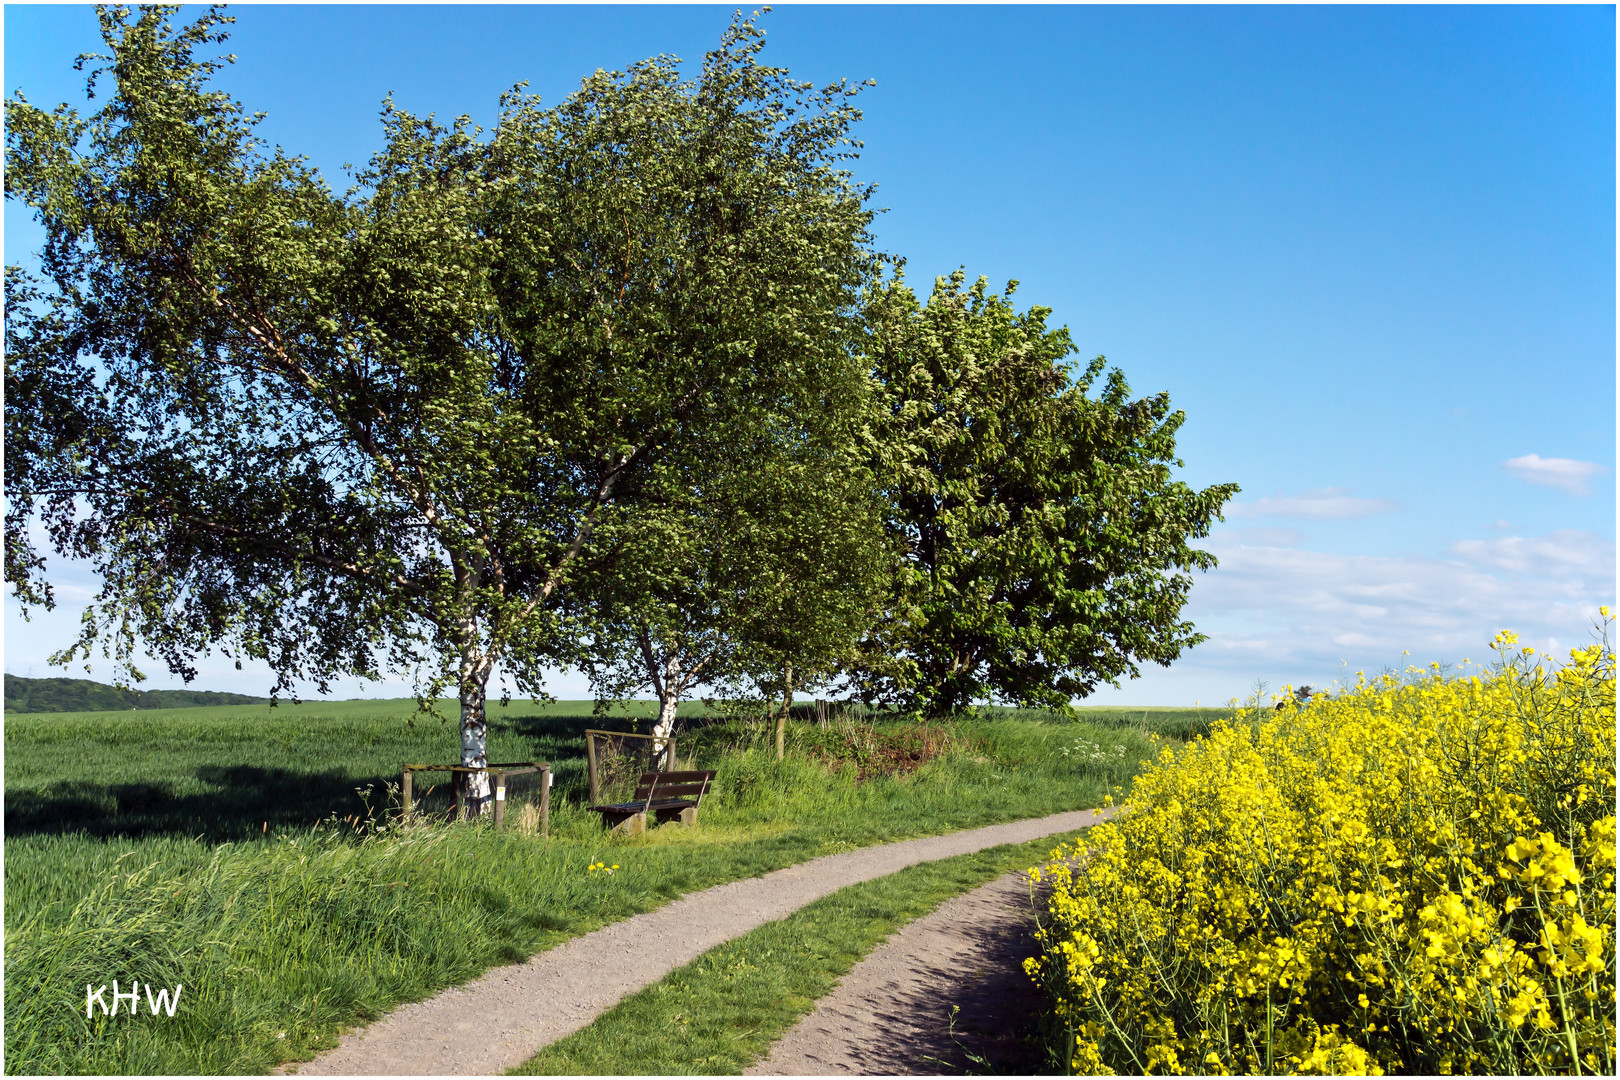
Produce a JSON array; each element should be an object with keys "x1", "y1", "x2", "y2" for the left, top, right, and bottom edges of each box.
[{"x1": 146, "y1": 496, "x2": 430, "y2": 600}]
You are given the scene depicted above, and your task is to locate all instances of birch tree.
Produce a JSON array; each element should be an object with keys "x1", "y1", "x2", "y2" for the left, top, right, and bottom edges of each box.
[
  {"x1": 5, "y1": 6, "x2": 877, "y2": 810},
  {"x1": 576, "y1": 421, "x2": 889, "y2": 763}
]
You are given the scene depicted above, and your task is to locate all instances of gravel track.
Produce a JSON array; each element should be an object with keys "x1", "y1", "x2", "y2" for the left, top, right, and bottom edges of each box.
[
  {"x1": 289, "y1": 807, "x2": 1113, "y2": 1076},
  {"x1": 746, "y1": 868, "x2": 1054, "y2": 1075}
]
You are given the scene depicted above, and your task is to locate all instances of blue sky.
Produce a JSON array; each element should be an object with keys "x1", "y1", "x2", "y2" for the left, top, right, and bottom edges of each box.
[{"x1": 5, "y1": 4, "x2": 1615, "y2": 706}]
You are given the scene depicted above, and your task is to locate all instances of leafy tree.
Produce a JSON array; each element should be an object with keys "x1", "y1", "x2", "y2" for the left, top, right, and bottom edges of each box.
[
  {"x1": 575, "y1": 425, "x2": 889, "y2": 763},
  {"x1": 854, "y1": 271, "x2": 1238, "y2": 718},
  {"x1": 4, "y1": 6, "x2": 877, "y2": 809},
  {"x1": 3, "y1": 674, "x2": 268, "y2": 713}
]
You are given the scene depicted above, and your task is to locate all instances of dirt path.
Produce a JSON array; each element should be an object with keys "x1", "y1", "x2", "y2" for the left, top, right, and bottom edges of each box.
[
  {"x1": 290, "y1": 808, "x2": 1112, "y2": 1076},
  {"x1": 747, "y1": 869, "x2": 1054, "y2": 1075}
]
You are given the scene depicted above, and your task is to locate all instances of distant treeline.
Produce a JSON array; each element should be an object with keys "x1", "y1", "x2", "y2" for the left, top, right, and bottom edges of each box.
[{"x1": 4, "y1": 675, "x2": 269, "y2": 713}]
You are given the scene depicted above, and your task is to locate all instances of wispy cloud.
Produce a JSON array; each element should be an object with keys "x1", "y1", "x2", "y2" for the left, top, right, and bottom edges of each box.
[
  {"x1": 1451, "y1": 530, "x2": 1614, "y2": 578},
  {"x1": 1502, "y1": 454, "x2": 1609, "y2": 496},
  {"x1": 1178, "y1": 529, "x2": 1614, "y2": 682},
  {"x1": 1225, "y1": 487, "x2": 1400, "y2": 519}
]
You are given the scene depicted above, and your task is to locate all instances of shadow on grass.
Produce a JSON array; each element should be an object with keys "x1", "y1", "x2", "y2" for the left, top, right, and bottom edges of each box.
[
  {"x1": 3, "y1": 712, "x2": 609, "y2": 842},
  {"x1": 3, "y1": 706, "x2": 1135, "y2": 842},
  {"x1": 3, "y1": 766, "x2": 401, "y2": 842}
]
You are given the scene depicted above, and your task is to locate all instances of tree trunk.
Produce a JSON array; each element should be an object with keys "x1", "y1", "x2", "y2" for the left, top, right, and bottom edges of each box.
[
  {"x1": 650, "y1": 693, "x2": 679, "y2": 771},
  {"x1": 459, "y1": 664, "x2": 493, "y2": 817},
  {"x1": 640, "y1": 638, "x2": 685, "y2": 771},
  {"x1": 775, "y1": 661, "x2": 793, "y2": 761}
]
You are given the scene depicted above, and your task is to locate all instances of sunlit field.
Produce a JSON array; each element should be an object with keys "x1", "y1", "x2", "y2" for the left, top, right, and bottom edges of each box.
[{"x1": 4, "y1": 697, "x2": 1197, "y2": 1073}]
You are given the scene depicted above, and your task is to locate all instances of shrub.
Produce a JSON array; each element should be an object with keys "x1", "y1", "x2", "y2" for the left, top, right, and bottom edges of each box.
[{"x1": 1026, "y1": 622, "x2": 1616, "y2": 1075}]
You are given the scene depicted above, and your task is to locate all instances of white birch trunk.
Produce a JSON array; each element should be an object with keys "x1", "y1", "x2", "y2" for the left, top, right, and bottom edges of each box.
[
  {"x1": 650, "y1": 694, "x2": 679, "y2": 771},
  {"x1": 650, "y1": 645, "x2": 688, "y2": 770},
  {"x1": 635, "y1": 628, "x2": 712, "y2": 773},
  {"x1": 458, "y1": 641, "x2": 494, "y2": 816}
]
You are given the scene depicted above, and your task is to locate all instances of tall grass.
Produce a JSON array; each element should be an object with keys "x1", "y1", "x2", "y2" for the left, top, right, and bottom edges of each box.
[{"x1": 5, "y1": 700, "x2": 1166, "y2": 1074}]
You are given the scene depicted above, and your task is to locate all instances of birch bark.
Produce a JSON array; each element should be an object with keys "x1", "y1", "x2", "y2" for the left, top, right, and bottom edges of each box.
[
  {"x1": 447, "y1": 557, "x2": 498, "y2": 814},
  {"x1": 643, "y1": 634, "x2": 702, "y2": 771},
  {"x1": 650, "y1": 693, "x2": 679, "y2": 771},
  {"x1": 458, "y1": 665, "x2": 494, "y2": 815}
]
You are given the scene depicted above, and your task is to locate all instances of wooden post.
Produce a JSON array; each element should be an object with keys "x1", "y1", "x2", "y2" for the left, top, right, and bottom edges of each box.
[
  {"x1": 585, "y1": 733, "x2": 600, "y2": 804},
  {"x1": 540, "y1": 763, "x2": 551, "y2": 838},
  {"x1": 402, "y1": 768, "x2": 413, "y2": 820},
  {"x1": 454, "y1": 772, "x2": 464, "y2": 823},
  {"x1": 492, "y1": 770, "x2": 506, "y2": 827},
  {"x1": 777, "y1": 662, "x2": 793, "y2": 760}
]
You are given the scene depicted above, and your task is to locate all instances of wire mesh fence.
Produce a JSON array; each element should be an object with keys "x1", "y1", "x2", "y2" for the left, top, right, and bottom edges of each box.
[
  {"x1": 400, "y1": 762, "x2": 550, "y2": 833},
  {"x1": 584, "y1": 729, "x2": 677, "y2": 805}
]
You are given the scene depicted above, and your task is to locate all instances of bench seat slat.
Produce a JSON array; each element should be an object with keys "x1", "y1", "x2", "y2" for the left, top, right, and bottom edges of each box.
[{"x1": 588, "y1": 798, "x2": 699, "y2": 814}]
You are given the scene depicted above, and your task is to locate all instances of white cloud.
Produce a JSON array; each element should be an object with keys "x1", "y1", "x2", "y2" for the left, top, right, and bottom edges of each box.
[
  {"x1": 1503, "y1": 454, "x2": 1609, "y2": 496},
  {"x1": 1225, "y1": 487, "x2": 1400, "y2": 519},
  {"x1": 1170, "y1": 530, "x2": 1614, "y2": 687},
  {"x1": 1451, "y1": 530, "x2": 1614, "y2": 579}
]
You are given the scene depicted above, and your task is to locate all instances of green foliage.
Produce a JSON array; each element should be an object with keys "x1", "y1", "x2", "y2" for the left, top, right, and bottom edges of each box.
[
  {"x1": 4, "y1": 8, "x2": 880, "y2": 791},
  {"x1": 574, "y1": 422, "x2": 891, "y2": 725},
  {"x1": 856, "y1": 270, "x2": 1240, "y2": 717},
  {"x1": 4, "y1": 674, "x2": 269, "y2": 713}
]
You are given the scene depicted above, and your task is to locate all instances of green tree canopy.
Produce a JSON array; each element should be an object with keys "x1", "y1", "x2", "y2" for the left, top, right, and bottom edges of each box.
[
  {"x1": 574, "y1": 420, "x2": 890, "y2": 759},
  {"x1": 5, "y1": 6, "x2": 879, "y2": 808},
  {"x1": 855, "y1": 271, "x2": 1239, "y2": 718}
]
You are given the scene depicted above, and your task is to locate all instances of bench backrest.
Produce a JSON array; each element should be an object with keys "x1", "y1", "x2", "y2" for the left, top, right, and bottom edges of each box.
[{"x1": 633, "y1": 770, "x2": 716, "y2": 804}]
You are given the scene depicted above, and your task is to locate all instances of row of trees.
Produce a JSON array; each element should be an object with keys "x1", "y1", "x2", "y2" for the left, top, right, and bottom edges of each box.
[{"x1": 5, "y1": 7, "x2": 1237, "y2": 809}]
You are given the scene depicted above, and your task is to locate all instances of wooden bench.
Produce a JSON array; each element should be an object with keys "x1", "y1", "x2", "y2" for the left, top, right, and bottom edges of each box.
[{"x1": 587, "y1": 770, "x2": 716, "y2": 836}]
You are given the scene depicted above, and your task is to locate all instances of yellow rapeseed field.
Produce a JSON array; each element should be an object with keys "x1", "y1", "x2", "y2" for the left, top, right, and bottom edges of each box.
[{"x1": 1027, "y1": 618, "x2": 1616, "y2": 1075}]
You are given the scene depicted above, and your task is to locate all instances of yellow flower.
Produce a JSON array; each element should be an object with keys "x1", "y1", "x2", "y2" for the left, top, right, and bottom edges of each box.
[{"x1": 1028, "y1": 619, "x2": 1614, "y2": 1076}]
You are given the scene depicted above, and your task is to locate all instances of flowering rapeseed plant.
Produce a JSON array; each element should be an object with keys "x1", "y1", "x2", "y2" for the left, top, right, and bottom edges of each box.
[{"x1": 1027, "y1": 620, "x2": 1616, "y2": 1075}]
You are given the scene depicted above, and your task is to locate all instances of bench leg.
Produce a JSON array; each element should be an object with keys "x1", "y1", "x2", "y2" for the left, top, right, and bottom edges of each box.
[
  {"x1": 610, "y1": 811, "x2": 646, "y2": 837},
  {"x1": 651, "y1": 806, "x2": 699, "y2": 827}
]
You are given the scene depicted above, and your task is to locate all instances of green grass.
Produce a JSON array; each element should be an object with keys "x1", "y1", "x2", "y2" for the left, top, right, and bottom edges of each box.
[
  {"x1": 1066, "y1": 704, "x2": 1233, "y2": 741},
  {"x1": 5, "y1": 698, "x2": 1174, "y2": 1074},
  {"x1": 511, "y1": 830, "x2": 1080, "y2": 1076},
  {"x1": 5, "y1": 697, "x2": 597, "y2": 844}
]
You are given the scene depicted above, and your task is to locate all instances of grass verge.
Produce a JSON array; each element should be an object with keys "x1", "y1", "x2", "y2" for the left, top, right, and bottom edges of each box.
[
  {"x1": 5, "y1": 701, "x2": 1166, "y2": 1074},
  {"x1": 511, "y1": 830, "x2": 1078, "y2": 1076}
]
